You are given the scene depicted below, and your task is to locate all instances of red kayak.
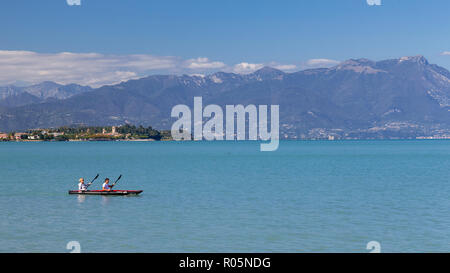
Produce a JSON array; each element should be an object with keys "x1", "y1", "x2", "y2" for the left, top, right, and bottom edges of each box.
[{"x1": 68, "y1": 190, "x2": 143, "y2": 196}]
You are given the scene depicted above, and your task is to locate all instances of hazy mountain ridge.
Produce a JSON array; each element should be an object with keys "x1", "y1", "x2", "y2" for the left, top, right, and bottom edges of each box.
[
  {"x1": 0, "y1": 82, "x2": 92, "y2": 108},
  {"x1": 1, "y1": 55, "x2": 450, "y2": 139}
]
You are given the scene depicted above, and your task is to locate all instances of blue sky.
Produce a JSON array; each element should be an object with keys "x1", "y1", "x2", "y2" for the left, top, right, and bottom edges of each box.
[{"x1": 1, "y1": 0, "x2": 450, "y2": 86}]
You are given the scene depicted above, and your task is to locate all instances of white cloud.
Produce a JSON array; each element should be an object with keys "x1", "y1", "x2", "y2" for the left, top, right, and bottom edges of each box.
[
  {"x1": 184, "y1": 57, "x2": 226, "y2": 69},
  {"x1": 232, "y1": 62, "x2": 264, "y2": 74},
  {"x1": 0, "y1": 50, "x2": 227, "y2": 87},
  {"x1": 232, "y1": 62, "x2": 297, "y2": 73},
  {"x1": 272, "y1": 64, "x2": 297, "y2": 71},
  {"x1": 441, "y1": 51, "x2": 450, "y2": 56},
  {"x1": 0, "y1": 50, "x2": 339, "y2": 87},
  {"x1": 303, "y1": 58, "x2": 340, "y2": 69}
]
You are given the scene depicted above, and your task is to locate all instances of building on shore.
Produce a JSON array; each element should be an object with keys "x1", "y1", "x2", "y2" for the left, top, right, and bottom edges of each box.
[
  {"x1": 14, "y1": 133, "x2": 27, "y2": 140},
  {"x1": 50, "y1": 132, "x2": 64, "y2": 137},
  {"x1": 102, "y1": 126, "x2": 121, "y2": 136},
  {"x1": 28, "y1": 135, "x2": 40, "y2": 140}
]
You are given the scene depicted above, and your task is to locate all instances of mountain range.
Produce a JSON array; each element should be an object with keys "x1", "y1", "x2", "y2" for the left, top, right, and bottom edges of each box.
[
  {"x1": 1, "y1": 55, "x2": 450, "y2": 139},
  {"x1": 0, "y1": 81, "x2": 92, "y2": 108}
]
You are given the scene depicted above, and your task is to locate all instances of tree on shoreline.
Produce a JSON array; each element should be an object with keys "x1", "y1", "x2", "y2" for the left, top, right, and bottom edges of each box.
[{"x1": 17, "y1": 124, "x2": 166, "y2": 141}]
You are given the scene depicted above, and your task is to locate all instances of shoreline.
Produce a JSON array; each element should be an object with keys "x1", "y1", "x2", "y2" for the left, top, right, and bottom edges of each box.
[
  {"x1": 2, "y1": 138, "x2": 450, "y2": 143},
  {"x1": 0, "y1": 138, "x2": 169, "y2": 142}
]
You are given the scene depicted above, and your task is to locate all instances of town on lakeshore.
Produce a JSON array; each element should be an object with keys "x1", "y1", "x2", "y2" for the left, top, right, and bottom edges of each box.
[
  {"x1": 1, "y1": 124, "x2": 450, "y2": 142},
  {"x1": 0, "y1": 124, "x2": 173, "y2": 142}
]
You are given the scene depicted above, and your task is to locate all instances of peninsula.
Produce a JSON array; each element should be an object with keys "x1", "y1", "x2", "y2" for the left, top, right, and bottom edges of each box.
[{"x1": 0, "y1": 124, "x2": 173, "y2": 141}]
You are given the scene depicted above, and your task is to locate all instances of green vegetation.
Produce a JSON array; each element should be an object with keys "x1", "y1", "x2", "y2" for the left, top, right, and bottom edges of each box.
[
  {"x1": 116, "y1": 124, "x2": 161, "y2": 140},
  {"x1": 0, "y1": 125, "x2": 173, "y2": 141},
  {"x1": 160, "y1": 130, "x2": 174, "y2": 141}
]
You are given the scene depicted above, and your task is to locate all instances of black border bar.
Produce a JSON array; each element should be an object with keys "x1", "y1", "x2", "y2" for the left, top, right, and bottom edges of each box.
[{"x1": 0, "y1": 253, "x2": 446, "y2": 272}]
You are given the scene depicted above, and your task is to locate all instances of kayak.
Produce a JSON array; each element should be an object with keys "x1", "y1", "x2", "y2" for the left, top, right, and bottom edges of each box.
[{"x1": 68, "y1": 190, "x2": 143, "y2": 195}]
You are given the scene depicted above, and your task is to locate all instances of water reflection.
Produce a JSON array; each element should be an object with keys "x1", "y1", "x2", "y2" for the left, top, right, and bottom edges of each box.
[
  {"x1": 77, "y1": 195, "x2": 86, "y2": 203},
  {"x1": 101, "y1": 196, "x2": 110, "y2": 206}
]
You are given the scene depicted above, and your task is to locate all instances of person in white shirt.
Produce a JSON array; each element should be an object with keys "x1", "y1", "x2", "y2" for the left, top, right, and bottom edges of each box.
[
  {"x1": 102, "y1": 178, "x2": 112, "y2": 191},
  {"x1": 78, "y1": 178, "x2": 87, "y2": 191}
]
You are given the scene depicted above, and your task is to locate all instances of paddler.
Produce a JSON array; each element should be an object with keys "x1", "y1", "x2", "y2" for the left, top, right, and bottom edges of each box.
[
  {"x1": 78, "y1": 178, "x2": 87, "y2": 191},
  {"x1": 102, "y1": 178, "x2": 112, "y2": 191}
]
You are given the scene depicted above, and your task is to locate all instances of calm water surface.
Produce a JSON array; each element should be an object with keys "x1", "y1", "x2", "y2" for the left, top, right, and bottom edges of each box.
[{"x1": 1, "y1": 140, "x2": 450, "y2": 252}]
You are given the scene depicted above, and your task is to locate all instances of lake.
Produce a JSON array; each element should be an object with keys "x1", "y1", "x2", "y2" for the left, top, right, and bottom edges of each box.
[{"x1": 1, "y1": 140, "x2": 450, "y2": 252}]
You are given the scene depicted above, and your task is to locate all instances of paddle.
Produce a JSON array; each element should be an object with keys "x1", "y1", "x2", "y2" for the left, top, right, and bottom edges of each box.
[
  {"x1": 85, "y1": 174, "x2": 99, "y2": 189},
  {"x1": 110, "y1": 174, "x2": 122, "y2": 189}
]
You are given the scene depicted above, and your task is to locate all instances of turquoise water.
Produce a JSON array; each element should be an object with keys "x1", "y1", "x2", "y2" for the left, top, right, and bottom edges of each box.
[{"x1": 1, "y1": 140, "x2": 450, "y2": 253}]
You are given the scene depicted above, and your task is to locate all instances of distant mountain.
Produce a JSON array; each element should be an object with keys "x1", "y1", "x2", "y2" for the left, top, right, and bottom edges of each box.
[
  {"x1": 1, "y1": 55, "x2": 450, "y2": 139},
  {"x1": 0, "y1": 82, "x2": 92, "y2": 108}
]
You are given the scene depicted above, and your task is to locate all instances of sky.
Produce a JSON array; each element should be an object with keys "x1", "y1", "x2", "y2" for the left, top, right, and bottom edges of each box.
[{"x1": 1, "y1": 0, "x2": 450, "y2": 87}]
